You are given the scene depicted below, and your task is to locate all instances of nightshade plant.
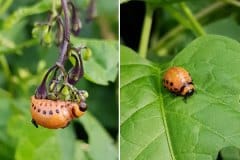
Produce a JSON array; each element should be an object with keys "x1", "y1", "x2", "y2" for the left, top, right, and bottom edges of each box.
[
  {"x1": 31, "y1": 0, "x2": 96, "y2": 128},
  {"x1": 0, "y1": 0, "x2": 118, "y2": 159}
]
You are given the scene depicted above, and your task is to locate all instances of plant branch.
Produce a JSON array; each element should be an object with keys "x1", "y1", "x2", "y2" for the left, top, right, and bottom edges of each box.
[
  {"x1": 179, "y1": 2, "x2": 206, "y2": 36},
  {"x1": 221, "y1": 0, "x2": 240, "y2": 7},
  {"x1": 152, "y1": 1, "x2": 225, "y2": 52},
  {"x1": 138, "y1": 4, "x2": 154, "y2": 58},
  {"x1": 0, "y1": 55, "x2": 11, "y2": 80},
  {"x1": 57, "y1": 0, "x2": 70, "y2": 65},
  {"x1": 0, "y1": 0, "x2": 12, "y2": 15}
]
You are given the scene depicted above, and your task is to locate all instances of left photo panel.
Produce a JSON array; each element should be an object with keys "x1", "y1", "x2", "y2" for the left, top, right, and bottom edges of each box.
[{"x1": 0, "y1": 0, "x2": 119, "y2": 160}]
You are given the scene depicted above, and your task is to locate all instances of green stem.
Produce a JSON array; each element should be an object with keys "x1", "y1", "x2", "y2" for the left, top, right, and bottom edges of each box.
[
  {"x1": 0, "y1": 55, "x2": 11, "y2": 79},
  {"x1": 0, "y1": 0, "x2": 12, "y2": 15},
  {"x1": 0, "y1": 55, "x2": 12, "y2": 92},
  {"x1": 179, "y1": 2, "x2": 206, "y2": 36},
  {"x1": 152, "y1": 1, "x2": 225, "y2": 52},
  {"x1": 222, "y1": 0, "x2": 240, "y2": 7},
  {"x1": 138, "y1": 4, "x2": 154, "y2": 58}
]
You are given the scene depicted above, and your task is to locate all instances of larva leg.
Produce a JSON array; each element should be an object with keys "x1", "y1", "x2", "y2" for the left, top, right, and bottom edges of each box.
[{"x1": 31, "y1": 119, "x2": 38, "y2": 128}]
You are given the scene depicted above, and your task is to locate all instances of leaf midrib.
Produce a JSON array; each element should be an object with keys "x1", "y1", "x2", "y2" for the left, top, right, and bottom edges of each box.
[
  {"x1": 121, "y1": 62, "x2": 176, "y2": 160},
  {"x1": 159, "y1": 95, "x2": 176, "y2": 160}
]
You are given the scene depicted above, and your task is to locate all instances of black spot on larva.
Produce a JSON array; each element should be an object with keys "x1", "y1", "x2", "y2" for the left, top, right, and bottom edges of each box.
[
  {"x1": 170, "y1": 82, "x2": 173, "y2": 86},
  {"x1": 34, "y1": 106, "x2": 36, "y2": 110},
  {"x1": 32, "y1": 104, "x2": 34, "y2": 107},
  {"x1": 37, "y1": 109, "x2": 41, "y2": 112},
  {"x1": 49, "y1": 103, "x2": 52, "y2": 107},
  {"x1": 49, "y1": 110, "x2": 53, "y2": 115},
  {"x1": 180, "y1": 85, "x2": 186, "y2": 93},
  {"x1": 43, "y1": 110, "x2": 46, "y2": 115},
  {"x1": 56, "y1": 109, "x2": 60, "y2": 114},
  {"x1": 166, "y1": 80, "x2": 169, "y2": 84},
  {"x1": 61, "y1": 105, "x2": 64, "y2": 108},
  {"x1": 188, "y1": 81, "x2": 193, "y2": 85}
]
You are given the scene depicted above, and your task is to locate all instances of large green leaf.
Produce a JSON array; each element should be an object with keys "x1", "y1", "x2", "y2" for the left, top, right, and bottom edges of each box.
[
  {"x1": 71, "y1": 37, "x2": 118, "y2": 85},
  {"x1": 120, "y1": 35, "x2": 240, "y2": 160},
  {"x1": 79, "y1": 112, "x2": 118, "y2": 160}
]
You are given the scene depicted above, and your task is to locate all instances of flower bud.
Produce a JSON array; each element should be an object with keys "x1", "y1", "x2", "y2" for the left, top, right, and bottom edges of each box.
[
  {"x1": 83, "y1": 47, "x2": 92, "y2": 61},
  {"x1": 68, "y1": 53, "x2": 83, "y2": 85},
  {"x1": 86, "y1": 0, "x2": 97, "y2": 22}
]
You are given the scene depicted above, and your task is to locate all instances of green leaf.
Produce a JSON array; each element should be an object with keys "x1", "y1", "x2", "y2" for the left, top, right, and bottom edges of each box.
[
  {"x1": 120, "y1": 0, "x2": 188, "y2": 5},
  {"x1": 3, "y1": 0, "x2": 52, "y2": 29},
  {"x1": 76, "y1": 79, "x2": 118, "y2": 129},
  {"x1": 0, "y1": 97, "x2": 15, "y2": 160},
  {"x1": 74, "y1": 141, "x2": 89, "y2": 160},
  {"x1": 120, "y1": 35, "x2": 240, "y2": 159},
  {"x1": 71, "y1": 37, "x2": 118, "y2": 85},
  {"x1": 205, "y1": 17, "x2": 240, "y2": 42},
  {"x1": 79, "y1": 112, "x2": 118, "y2": 160}
]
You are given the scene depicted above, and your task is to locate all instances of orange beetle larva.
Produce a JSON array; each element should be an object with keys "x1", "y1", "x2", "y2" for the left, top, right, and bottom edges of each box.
[
  {"x1": 163, "y1": 66, "x2": 195, "y2": 99},
  {"x1": 30, "y1": 96, "x2": 87, "y2": 129}
]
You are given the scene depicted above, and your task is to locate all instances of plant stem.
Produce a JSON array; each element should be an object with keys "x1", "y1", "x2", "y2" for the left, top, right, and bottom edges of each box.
[
  {"x1": 0, "y1": 55, "x2": 11, "y2": 80},
  {"x1": 0, "y1": 0, "x2": 12, "y2": 15},
  {"x1": 179, "y1": 2, "x2": 206, "y2": 36},
  {"x1": 138, "y1": 4, "x2": 154, "y2": 58},
  {"x1": 222, "y1": 0, "x2": 240, "y2": 7},
  {"x1": 57, "y1": 0, "x2": 70, "y2": 65},
  {"x1": 153, "y1": 1, "x2": 225, "y2": 52}
]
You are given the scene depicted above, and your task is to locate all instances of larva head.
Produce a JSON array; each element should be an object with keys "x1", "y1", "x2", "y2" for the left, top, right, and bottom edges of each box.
[
  {"x1": 72, "y1": 102, "x2": 86, "y2": 118},
  {"x1": 181, "y1": 84, "x2": 194, "y2": 97}
]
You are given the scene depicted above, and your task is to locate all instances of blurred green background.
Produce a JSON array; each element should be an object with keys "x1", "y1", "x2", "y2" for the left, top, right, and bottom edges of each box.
[{"x1": 0, "y1": 0, "x2": 118, "y2": 160}]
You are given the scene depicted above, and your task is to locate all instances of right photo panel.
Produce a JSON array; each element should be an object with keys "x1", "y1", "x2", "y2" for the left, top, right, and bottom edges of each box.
[{"x1": 120, "y1": 1, "x2": 240, "y2": 160}]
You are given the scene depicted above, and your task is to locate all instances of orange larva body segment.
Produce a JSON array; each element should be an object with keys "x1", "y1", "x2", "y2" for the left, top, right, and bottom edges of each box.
[
  {"x1": 31, "y1": 96, "x2": 84, "y2": 129},
  {"x1": 163, "y1": 67, "x2": 194, "y2": 97}
]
